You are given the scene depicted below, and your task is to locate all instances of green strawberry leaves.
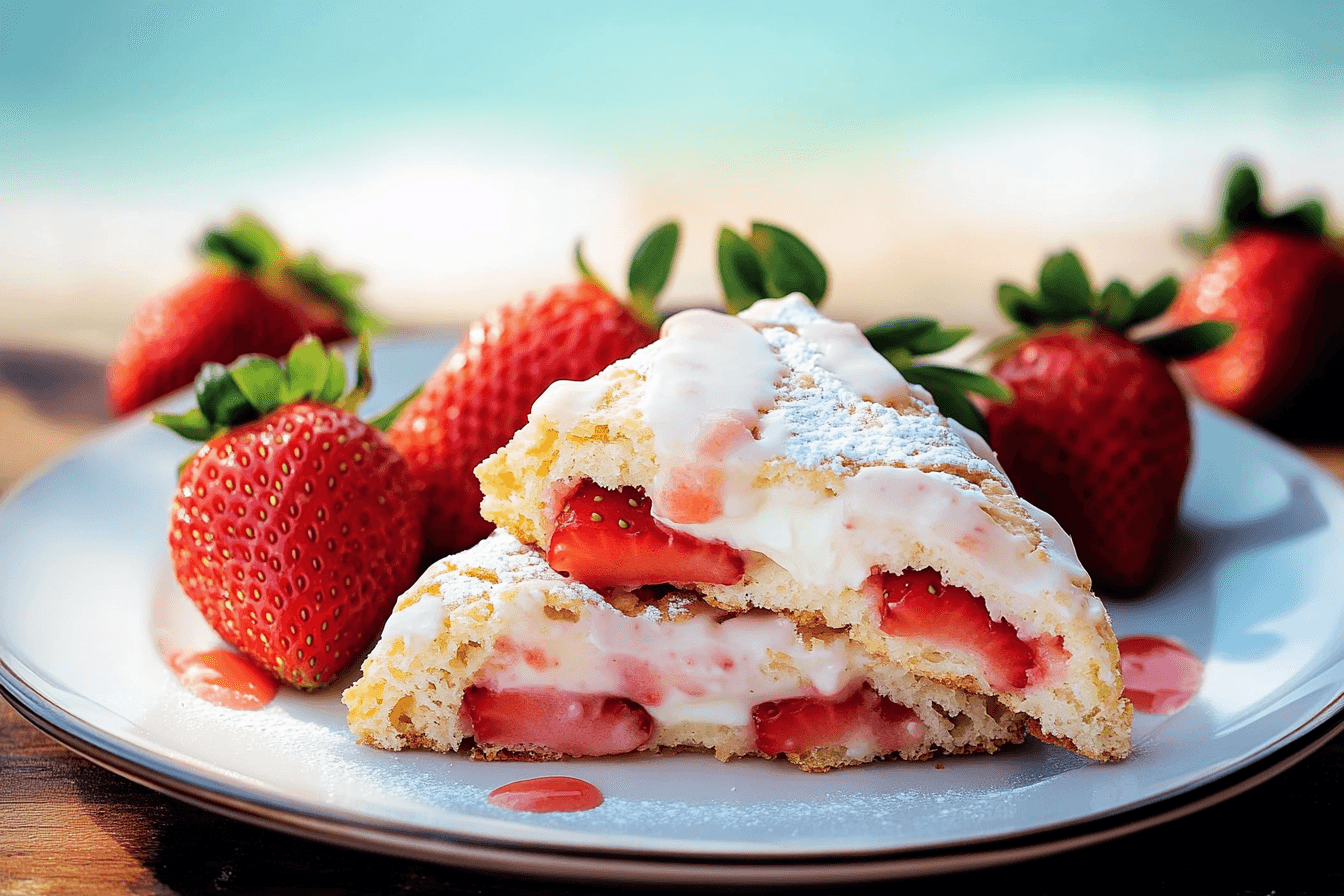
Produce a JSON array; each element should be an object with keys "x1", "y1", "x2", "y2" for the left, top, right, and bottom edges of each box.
[
  {"x1": 575, "y1": 220, "x2": 681, "y2": 328},
  {"x1": 199, "y1": 214, "x2": 283, "y2": 274},
  {"x1": 718, "y1": 222, "x2": 828, "y2": 313},
  {"x1": 288, "y1": 252, "x2": 386, "y2": 335},
  {"x1": 199, "y1": 212, "x2": 385, "y2": 335},
  {"x1": 718, "y1": 228, "x2": 769, "y2": 313},
  {"x1": 627, "y1": 221, "x2": 680, "y2": 322},
  {"x1": 1138, "y1": 321, "x2": 1237, "y2": 360},
  {"x1": 713, "y1": 221, "x2": 1000, "y2": 439},
  {"x1": 998, "y1": 249, "x2": 1232, "y2": 363},
  {"x1": 864, "y1": 316, "x2": 1010, "y2": 439},
  {"x1": 1037, "y1": 251, "x2": 1093, "y2": 319},
  {"x1": 1182, "y1": 163, "x2": 1333, "y2": 255},
  {"x1": 155, "y1": 334, "x2": 375, "y2": 444}
]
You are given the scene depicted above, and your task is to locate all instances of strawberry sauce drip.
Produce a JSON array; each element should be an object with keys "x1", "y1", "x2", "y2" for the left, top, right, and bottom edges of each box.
[
  {"x1": 1118, "y1": 635, "x2": 1203, "y2": 714},
  {"x1": 869, "y1": 568, "x2": 1048, "y2": 692},
  {"x1": 487, "y1": 776, "x2": 604, "y2": 813},
  {"x1": 463, "y1": 687, "x2": 655, "y2": 756},
  {"x1": 167, "y1": 648, "x2": 279, "y2": 710}
]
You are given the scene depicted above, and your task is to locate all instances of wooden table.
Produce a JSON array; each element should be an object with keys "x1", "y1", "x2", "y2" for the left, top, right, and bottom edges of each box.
[{"x1": 3, "y1": 348, "x2": 1344, "y2": 895}]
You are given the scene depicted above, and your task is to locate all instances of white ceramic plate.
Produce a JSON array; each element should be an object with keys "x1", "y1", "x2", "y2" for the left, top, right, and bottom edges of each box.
[{"x1": 3, "y1": 335, "x2": 1344, "y2": 885}]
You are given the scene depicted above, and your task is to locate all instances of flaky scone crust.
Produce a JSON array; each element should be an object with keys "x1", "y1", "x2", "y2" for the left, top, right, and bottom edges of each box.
[{"x1": 477, "y1": 308, "x2": 1131, "y2": 761}]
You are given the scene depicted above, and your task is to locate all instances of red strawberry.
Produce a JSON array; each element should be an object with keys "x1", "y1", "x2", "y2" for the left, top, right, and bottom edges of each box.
[
  {"x1": 107, "y1": 213, "x2": 382, "y2": 417},
  {"x1": 158, "y1": 336, "x2": 423, "y2": 689},
  {"x1": 388, "y1": 223, "x2": 681, "y2": 560},
  {"x1": 462, "y1": 687, "x2": 654, "y2": 756},
  {"x1": 546, "y1": 481, "x2": 746, "y2": 590},
  {"x1": 751, "y1": 683, "x2": 923, "y2": 757},
  {"x1": 868, "y1": 568, "x2": 1034, "y2": 692},
  {"x1": 986, "y1": 251, "x2": 1231, "y2": 594},
  {"x1": 1167, "y1": 164, "x2": 1344, "y2": 429}
]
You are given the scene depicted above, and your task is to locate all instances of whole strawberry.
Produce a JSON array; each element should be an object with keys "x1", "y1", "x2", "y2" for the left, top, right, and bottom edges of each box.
[
  {"x1": 987, "y1": 251, "x2": 1231, "y2": 594},
  {"x1": 107, "y1": 214, "x2": 383, "y2": 417},
  {"x1": 157, "y1": 336, "x2": 423, "y2": 689},
  {"x1": 1167, "y1": 164, "x2": 1344, "y2": 431},
  {"x1": 388, "y1": 223, "x2": 680, "y2": 559}
]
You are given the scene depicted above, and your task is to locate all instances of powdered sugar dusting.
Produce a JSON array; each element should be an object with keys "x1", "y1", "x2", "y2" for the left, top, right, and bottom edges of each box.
[{"x1": 743, "y1": 296, "x2": 1001, "y2": 479}]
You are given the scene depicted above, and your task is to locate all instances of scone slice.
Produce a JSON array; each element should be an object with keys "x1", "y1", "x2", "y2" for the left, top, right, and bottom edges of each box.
[
  {"x1": 477, "y1": 296, "x2": 1132, "y2": 761},
  {"x1": 344, "y1": 532, "x2": 1026, "y2": 770}
]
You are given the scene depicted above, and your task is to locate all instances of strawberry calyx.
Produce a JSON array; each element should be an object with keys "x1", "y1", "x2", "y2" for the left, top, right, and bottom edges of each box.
[
  {"x1": 995, "y1": 250, "x2": 1234, "y2": 365},
  {"x1": 716, "y1": 221, "x2": 829, "y2": 313},
  {"x1": 153, "y1": 333, "x2": 396, "y2": 445},
  {"x1": 574, "y1": 220, "x2": 681, "y2": 330},
  {"x1": 715, "y1": 221, "x2": 1002, "y2": 438},
  {"x1": 863, "y1": 317, "x2": 1011, "y2": 440},
  {"x1": 1182, "y1": 162, "x2": 1335, "y2": 257},
  {"x1": 199, "y1": 213, "x2": 386, "y2": 336}
]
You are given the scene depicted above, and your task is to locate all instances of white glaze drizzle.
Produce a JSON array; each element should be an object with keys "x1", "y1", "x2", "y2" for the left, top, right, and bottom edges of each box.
[{"x1": 634, "y1": 295, "x2": 1095, "y2": 623}]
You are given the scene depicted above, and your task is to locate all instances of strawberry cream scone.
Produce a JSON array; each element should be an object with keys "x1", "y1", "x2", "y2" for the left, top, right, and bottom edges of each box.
[
  {"x1": 343, "y1": 530, "x2": 1026, "y2": 770},
  {"x1": 346, "y1": 296, "x2": 1131, "y2": 766}
]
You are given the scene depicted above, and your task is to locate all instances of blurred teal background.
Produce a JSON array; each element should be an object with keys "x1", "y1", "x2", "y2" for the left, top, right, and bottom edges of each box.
[{"x1": 3, "y1": 1, "x2": 1342, "y2": 354}]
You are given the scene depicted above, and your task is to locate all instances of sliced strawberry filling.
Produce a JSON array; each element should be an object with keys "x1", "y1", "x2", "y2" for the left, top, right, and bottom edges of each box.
[
  {"x1": 868, "y1": 568, "x2": 1064, "y2": 692},
  {"x1": 463, "y1": 687, "x2": 654, "y2": 756},
  {"x1": 547, "y1": 481, "x2": 746, "y2": 590},
  {"x1": 752, "y1": 683, "x2": 925, "y2": 757}
]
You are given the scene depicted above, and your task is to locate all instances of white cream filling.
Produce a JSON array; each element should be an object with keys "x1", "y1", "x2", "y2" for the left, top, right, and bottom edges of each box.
[{"x1": 471, "y1": 586, "x2": 865, "y2": 728}]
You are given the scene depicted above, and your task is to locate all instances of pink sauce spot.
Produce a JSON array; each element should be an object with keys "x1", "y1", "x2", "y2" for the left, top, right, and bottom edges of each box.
[
  {"x1": 658, "y1": 415, "x2": 756, "y2": 524},
  {"x1": 1025, "y1": 635, "x2": 1071, "y2": 688},
  {"x1": 168, "y1": 648, "x2": 279, "y2": 710},
  {"x1": 659, "y1": 465, "x2": 726, "y2": 524},
  {"x1": 614, "y1": 655, "x2": 667, "y2": 706},
  {"x1": 522, "y1": 647, "x2": 556, "y2": 671},
  {"x1": 487, "y1": 776, "x2": 604, "y2": 813},
  {"x1": 697, "y1": 414, "x2": 756, "y2": 460},
  {"x1": 1119, "y1": 635, "x2": 1203, "y2": 715}
]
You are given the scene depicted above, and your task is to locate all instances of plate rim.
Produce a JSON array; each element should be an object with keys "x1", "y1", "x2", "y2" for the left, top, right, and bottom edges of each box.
[
  {"x1": 4, "y1": 340, "x2": 1344, "y2": 882},
  {"x1": 5, "y1": 660, "x2": 1342, "y2": 884}
]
